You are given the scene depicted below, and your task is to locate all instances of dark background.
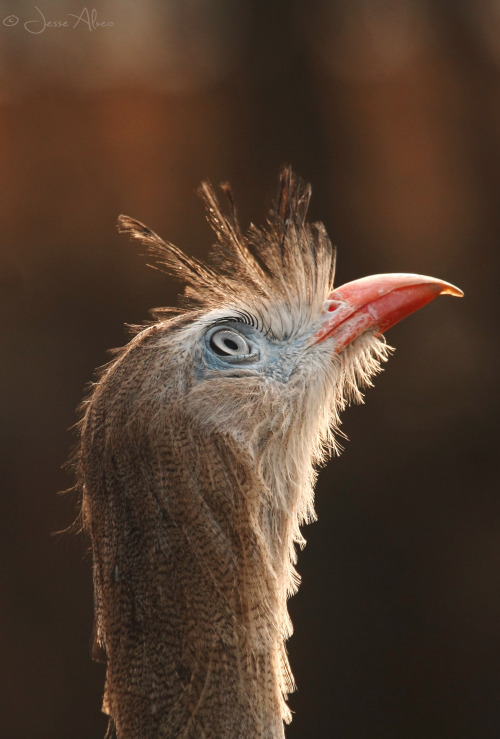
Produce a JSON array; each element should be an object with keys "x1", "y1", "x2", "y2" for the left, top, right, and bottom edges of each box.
[{"x1": 1, "y1": 1, "x2": 499, "y2": 737}]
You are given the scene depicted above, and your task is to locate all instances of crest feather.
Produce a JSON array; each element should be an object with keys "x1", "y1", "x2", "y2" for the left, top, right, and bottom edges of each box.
[
  {"x1": 275, "y1": 165, "x2": 312, "y2": 228},
  {"x1": 116, "y1": 215, "x2": 215, "y2": 290},
  {"x1": 117, "y1": 168, "x2": 336, "y2": 321}
]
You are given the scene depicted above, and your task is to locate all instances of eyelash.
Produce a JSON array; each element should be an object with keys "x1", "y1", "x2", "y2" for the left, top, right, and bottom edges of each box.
[
  {"x1": 211, "y1": 311, "x2": 257, "y2": 331},
  {"x1": 234, "y1": 309, "x2": 258, "y2": 329},
  {"x1": 210, "y1": 309, "x2": 274, "y2": 339}
]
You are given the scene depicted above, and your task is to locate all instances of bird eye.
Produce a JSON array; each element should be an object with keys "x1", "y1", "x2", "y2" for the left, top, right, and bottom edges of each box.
[{"x1": 209, "y1": 329, "x2": 251, "y2": 357}]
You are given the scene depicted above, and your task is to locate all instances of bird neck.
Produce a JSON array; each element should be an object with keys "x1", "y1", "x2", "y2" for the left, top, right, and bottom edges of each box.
[{"x1": 90, "y1": 422, "x2": 302, "y2": 738}]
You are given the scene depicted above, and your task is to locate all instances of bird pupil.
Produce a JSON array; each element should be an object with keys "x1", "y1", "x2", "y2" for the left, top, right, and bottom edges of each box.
[{"x1": 224, "y1": 338, "x2": 239, "y2": 351}]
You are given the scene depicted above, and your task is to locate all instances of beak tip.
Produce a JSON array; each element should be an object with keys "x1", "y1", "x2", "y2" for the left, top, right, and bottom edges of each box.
[{"x1": 441, "y1": 284, "x2": 464, "y2": 298}]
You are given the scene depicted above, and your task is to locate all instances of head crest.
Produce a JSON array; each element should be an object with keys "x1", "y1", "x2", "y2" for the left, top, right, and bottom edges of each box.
[{"x1": 117, "y1": 167, "x2": 336, "y2": 323}]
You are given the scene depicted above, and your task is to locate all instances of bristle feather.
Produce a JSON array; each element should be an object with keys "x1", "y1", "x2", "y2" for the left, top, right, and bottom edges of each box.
[{"x1": 118, "y1": 170, "x2": 336, "y2": 337}]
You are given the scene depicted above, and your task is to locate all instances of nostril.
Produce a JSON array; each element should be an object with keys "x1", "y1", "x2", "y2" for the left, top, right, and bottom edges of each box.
[{"x1": 322, "y1": 299, "x2": 344, "y2": 314}]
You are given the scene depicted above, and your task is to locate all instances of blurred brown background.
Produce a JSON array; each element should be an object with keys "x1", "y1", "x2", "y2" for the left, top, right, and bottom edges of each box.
[{"x1": 1, "y1": 1, "x2": 499, "y2": 737}]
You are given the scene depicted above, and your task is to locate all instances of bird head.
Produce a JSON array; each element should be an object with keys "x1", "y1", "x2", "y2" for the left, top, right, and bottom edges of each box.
[{"x1": 114, "y1": 168, "x2": 461, "y2": 505}]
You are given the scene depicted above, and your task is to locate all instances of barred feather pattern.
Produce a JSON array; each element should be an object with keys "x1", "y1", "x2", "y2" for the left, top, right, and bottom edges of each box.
[{"x1": 77, "y1": 168, "x2": 391, "y2": 738}]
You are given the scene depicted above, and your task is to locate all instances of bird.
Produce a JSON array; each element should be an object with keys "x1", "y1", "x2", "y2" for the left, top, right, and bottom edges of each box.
[{"x1": 75, "y1": 168, "x2": 463, "y2": 738}]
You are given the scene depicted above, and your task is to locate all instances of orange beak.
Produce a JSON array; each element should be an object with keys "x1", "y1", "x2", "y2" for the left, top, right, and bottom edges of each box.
[{"x1": 313, "y1": 273, "x2": 463, "y2": 352}]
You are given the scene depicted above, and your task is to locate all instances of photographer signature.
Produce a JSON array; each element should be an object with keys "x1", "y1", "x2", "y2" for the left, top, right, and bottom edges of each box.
[{"x1": 2, "y1": 6, "x2": 114, "y2": 33}]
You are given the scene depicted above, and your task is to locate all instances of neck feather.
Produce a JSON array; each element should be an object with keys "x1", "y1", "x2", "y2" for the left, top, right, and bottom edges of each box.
[{"x1": 82, "y1": 407, "x2": 305, "y2": 737}]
